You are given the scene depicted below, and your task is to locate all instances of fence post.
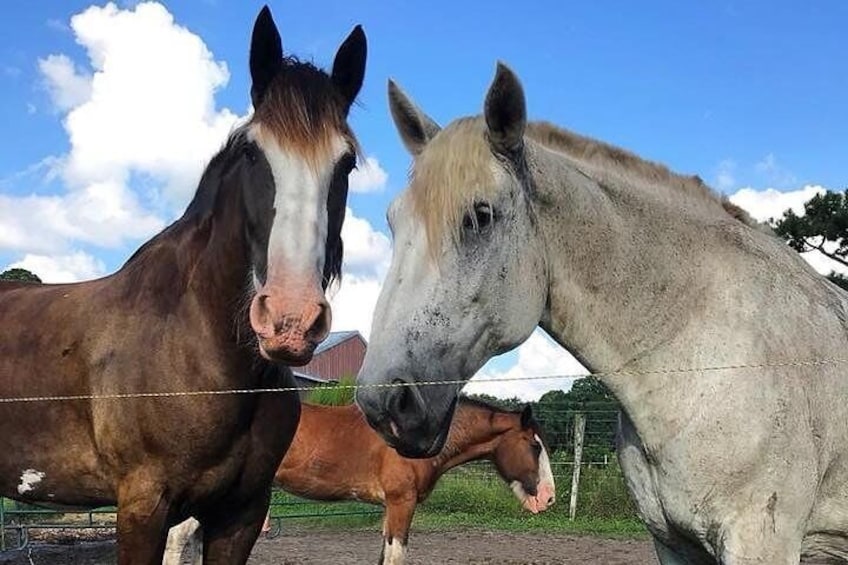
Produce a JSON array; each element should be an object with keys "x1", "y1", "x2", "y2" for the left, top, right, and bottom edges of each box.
[
  {"x1": 568, "y1": 412, "x2": 586, "y2": 520},
  {"x1": 1, "y1": 497, "x2": 6, "y2": 551}
]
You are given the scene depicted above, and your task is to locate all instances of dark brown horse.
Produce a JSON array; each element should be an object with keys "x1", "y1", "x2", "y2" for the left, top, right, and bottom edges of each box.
[
  {"x1": 0, "y1": 6, "x2": 366, "y2": 564},
  {"x1": 165, "y1": 398, "x2": 555, "y2": 565}
]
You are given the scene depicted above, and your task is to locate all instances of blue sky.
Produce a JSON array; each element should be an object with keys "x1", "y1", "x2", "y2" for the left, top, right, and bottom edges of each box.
[{"x1": 1, "y1": 1, "x2": 846, "y2": 398}]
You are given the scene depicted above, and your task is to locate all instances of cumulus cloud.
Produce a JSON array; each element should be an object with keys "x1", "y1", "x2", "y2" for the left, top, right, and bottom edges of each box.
[
  {"x1": 7, "y1": 251, "x2": 106, "y2": 283},
  {"x1": 0, "y1": 183, "x2": 164, "y2": 253},
  {"x1": 339, "y1": 207, "x2": 391, "y2": 278},
  {"x1": 465, "y1": 330, "x2": 588, "y2": 401},
  {"x1": 327, "y1": 208, "x2": 392, "y2": 338},
  {"x1": 349, "y1": 156, "x2": 388, "y2": 194},
  {"x1": 729, "y1": 184, "x2": 848, "y2": 276},
  {"x1": 728, "y1": 184, "x2": 825, "y2": 223},
  {"x1": 38, "y1": 54, "x2": 92, "y2": 111},
  {"x1": 1, "y1": 2, "x2": 241, "y2": 266},
  {"x1": 53, "y1": 2, "x2": 240, "y2": 206},
  {"x1": 329, "y1": 274, "x2": 384, "y2": 340}
]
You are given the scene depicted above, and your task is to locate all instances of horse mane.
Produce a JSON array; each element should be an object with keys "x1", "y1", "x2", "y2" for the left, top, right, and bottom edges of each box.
[
  {"x1": 525, "y1": 121, "x2": 761, "y2": 229},
  {"x1": 408, "y1": 117, "x2": 764, "y2": 254}
]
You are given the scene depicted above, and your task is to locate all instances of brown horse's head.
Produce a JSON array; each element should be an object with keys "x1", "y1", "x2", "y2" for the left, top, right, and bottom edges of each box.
[
  {"x1": 491, "y1": 405, "x2": 556, "y2": 514},
  {"x1": 240, "y1": 6, "x2": 366, "y2": 364}
]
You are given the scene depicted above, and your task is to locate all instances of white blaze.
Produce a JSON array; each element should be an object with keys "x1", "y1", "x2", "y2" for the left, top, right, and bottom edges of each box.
[{"x1": 249, "y1": 126, "x2": 348, "y2": 286}]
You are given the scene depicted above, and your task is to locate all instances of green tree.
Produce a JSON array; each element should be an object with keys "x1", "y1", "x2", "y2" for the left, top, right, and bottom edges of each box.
[
  {"x1": 771, "y1": 189, "x2": 848, "y2": 291},
  {"x1": 464, "y1": 393, "x2": 524, "y2": 411},
  {"x1": 0, "y1": 268, "x2": 42, "y2": 283},
  {"x1": 534, "y1": 377, "x2": 619, "y2": 460}
]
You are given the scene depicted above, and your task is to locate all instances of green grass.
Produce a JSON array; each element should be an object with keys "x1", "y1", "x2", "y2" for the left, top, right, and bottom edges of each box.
[{"x1": 305, "y1": 375, "x2": 356, "y2": 405}]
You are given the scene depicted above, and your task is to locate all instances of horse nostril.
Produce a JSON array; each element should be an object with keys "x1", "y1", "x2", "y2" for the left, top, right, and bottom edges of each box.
[
  {"x1": 548, "y1": 496, "x2": 555, "y2": 506},
  {"x1": 305, "y1": 302, "x2": 331, "y2": 341}
]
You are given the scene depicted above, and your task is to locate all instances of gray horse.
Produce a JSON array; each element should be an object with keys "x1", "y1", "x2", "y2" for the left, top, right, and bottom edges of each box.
[{"x1": 355, "y1": 62, "x2": 848, "y2": 564}]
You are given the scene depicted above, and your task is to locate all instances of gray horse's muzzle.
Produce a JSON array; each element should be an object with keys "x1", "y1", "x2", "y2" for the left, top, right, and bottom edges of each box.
[{"x1": 356, "y1": 380, "x2": 458, "y2": 458}]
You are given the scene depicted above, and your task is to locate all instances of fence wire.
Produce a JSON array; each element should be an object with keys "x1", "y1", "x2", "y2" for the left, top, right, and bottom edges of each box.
[{"x1": 1, "y1": 356, "x2": 846, "y2": 405}]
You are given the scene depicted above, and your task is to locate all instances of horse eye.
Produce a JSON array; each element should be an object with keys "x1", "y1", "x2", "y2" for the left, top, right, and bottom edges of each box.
[
  {"x1": 462, "y1": 202, "x2": 495, "y2": 233},
  {"x1": 242, "y1": 144, "x2": 258, "y2": 164},
  {"x1": 530, "y1": 441, "x2": 542, "y2": 456}
]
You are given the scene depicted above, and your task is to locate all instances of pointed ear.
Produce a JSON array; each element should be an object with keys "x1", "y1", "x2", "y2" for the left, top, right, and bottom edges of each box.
[
  {"x1": 520, "y1": 404, "x2": 533, "y2": 429},
  {"x1": 250, "y1": 5, "x2": 283, "y2": 108},
  {"x1": 484, "y1": 62, "x2": 527, "y2": 156},
  {"x1": 388, "y1": 79, "x2": 441, "y2": 156},
  {"x1": 331, "y1": 25, "x2": 367, "y2": 113}
]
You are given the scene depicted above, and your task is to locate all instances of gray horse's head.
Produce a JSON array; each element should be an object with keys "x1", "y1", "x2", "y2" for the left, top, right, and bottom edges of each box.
[{"x1": 356, "y1": 63, "x2": 547, "y2": 457}]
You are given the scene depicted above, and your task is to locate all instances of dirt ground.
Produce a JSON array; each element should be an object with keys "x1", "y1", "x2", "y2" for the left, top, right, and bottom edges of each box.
[{"x1": 1, "y1": 528, "x2": 659, "y2": 564}]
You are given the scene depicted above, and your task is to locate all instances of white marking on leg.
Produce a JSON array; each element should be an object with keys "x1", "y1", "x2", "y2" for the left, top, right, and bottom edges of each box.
[
  {"x1": 383, "y1": 538, "x2": 407, "y2": 565},
  {"x1": 17, "y1": 469, "x2": 45, "y2": 495},
  {"x1": 163, "y1": 517, "x2": 201, "y2": 565}
]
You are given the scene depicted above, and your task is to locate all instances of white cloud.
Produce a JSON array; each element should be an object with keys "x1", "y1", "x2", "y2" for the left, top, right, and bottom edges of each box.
[
  {"x1": 340, "y1": 207, "x2": 391, "y2": 278},
  {"x1": 329, "y1": 274, "x2": 383, "y2": 340},
  {"x1": 464, "y1": 330, "x2": 588, "y2": 401},
  {"x1": 729, "y1": 184, "x2": 848, "y2": 276},
  {"x1": 328, "y1": 208, "x2": 392, "y2": 338},
  {"x1": 38, "y1": 54, "x2": 92, "y2": 111},
  {"x1": 0, "y1": 182, "x2": 165, "y2": 253},
  {"x1": 1, "y1": 2, "x2": 241, "y2": 262},
  {"x1": 7, "y1": 251, "x2": 106, "y2": 283},
  {"x1": 729, "y1": 185, "x2": 824, "y2": 223},
  {"x1": 349, "y1": 156, "x2": 388, "y2": 194},
  {"x1": 55, "y1": 2, "x2": 240, "y2": 206}
]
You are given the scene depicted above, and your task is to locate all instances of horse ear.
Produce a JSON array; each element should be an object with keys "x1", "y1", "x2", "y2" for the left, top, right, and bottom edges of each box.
[
  {"x1": 520, "y1": 404, "x2": 533, "y2": 429},
  {"x1": 331, "y1": 25, "x2": 367, "y2": 113},
  {"x1": 388, "y1": 79, "x2": 441, "y2": 156},
  {"x1": 484, "y1": 61, "x2": 527, "y2": 156},
  {"x1": 250, "y1": 5, "x2": 283, "y2": 108}
]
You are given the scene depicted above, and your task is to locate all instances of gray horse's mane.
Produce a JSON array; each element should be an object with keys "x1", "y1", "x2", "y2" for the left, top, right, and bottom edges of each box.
[{"x1": 525, "y1": 121, "x2": 760, "y2": 228}]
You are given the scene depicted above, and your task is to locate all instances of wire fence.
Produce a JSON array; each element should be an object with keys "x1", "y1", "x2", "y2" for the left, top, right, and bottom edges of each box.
[
  {"x1": 1, "y1": 410, "x2": 624, "y2": 553},
  {"x1": 1, "y1": 356, "x2": 847, "y2": 404}
]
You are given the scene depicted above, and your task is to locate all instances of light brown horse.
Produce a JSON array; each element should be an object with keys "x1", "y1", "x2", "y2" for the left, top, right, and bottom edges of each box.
[
  {"x1": 0, "y1": 6, "x2": 366, "y2": 564},
  {"x1": 165, "y1": 397, "x2": 555, "y2": 565}
]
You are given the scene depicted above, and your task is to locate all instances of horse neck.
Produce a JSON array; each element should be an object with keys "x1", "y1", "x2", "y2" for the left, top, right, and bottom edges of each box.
[
  {"x1": 529, "y1": 142, "x2": 764, "y2": 375},
  {"x1": 429, "y1": 406, "x2": 508, "y2": 475},
  {"x1": 116, "y1": 173, "x2": 251, "y2": 332}
]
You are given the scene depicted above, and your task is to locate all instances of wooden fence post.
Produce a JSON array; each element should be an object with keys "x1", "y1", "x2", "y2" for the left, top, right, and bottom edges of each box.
[{"x1": 569, "y1": 412, "x2": 586, "y2": 520}]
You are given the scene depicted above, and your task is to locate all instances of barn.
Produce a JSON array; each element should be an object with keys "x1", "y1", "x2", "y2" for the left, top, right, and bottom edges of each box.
[{"x1": 293, "y1": 330, "x2": 367, "y2": 395}]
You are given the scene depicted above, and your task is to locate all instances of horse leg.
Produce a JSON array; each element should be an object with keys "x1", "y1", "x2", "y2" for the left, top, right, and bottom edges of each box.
[
  {"x1": 379, "y1": 496, "x2": 416, "y2": 565},
  {"x1": 116, "y1": 479, "x2": 172, "y2": 565},
  {"x1": 163, "y1": 518, "x2": 202, "y2": 565},
  {"x1": 200, "y1": 493, "x2": 270, "y2": 565}
]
